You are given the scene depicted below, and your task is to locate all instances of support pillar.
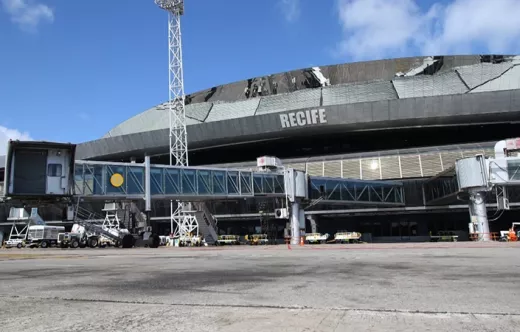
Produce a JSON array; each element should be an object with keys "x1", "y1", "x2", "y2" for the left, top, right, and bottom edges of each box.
[
  {"x1": 308, "y1": 215, "x2": 318, "y2": 234},
  {"x1": 290, "y1": 201, "x2": 303, "y2": 245},
  {"x1": 469, "y1": 191, "x2": 490, "y2": 241},
  {"x1": 144, "y1": 155, "x2": 152, "y2": 230}
]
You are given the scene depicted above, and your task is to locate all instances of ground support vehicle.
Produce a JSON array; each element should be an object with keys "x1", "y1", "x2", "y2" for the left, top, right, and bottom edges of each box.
[
  {"x1": 57, "y1": 223, "x2": 131, "y2": 248},
  {"x1": 4, "y1": 238, "x2": 25, "y2": 249},
  {"x1": 215, "y1": 235, "x2": 240, "y2": 245},
  {"x1": 305, "y1": 233, "x2": 329, "y2": 244},
  {"x1": 430, "y1": 231, "x2": 458, "y2": 242},
  {"x1": 25, "y1": 225, "x2": 65, "y2": 248},
  {"x1": 245, "y1": 234, "x2": 269, "y2": 245},
  {"x1": 334, "y1": 231, "x2": 361, "y2": 243},
  {"x1": 500, "y1": 222, "x2": 520, "y2": 241},
  {"x1": 177, "y1": 234, "x2": 204, "y2": 247}
]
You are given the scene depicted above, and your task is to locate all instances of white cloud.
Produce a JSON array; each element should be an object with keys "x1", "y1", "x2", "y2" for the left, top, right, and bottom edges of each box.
[
  {"x1": 0, "y1": 126, "x2": 32, "y2": 155},
  {"x1": 1, "y1": 0, "x2": 54, "y2": 32},
  {"x1": 336, "y1": 0, "x2": 520, "y2": 60},
  {"x1": 279, "y1": 0, "x2": 301, "y2": 23}
]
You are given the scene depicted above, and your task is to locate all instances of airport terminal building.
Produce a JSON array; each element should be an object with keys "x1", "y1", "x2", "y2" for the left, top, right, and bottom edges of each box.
[{"x1": 3, "y1": 54, "x2": 520, "y2": 242}]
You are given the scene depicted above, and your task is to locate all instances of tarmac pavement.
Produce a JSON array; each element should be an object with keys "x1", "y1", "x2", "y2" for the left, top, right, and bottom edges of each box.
[{"x1": 0, "y1": 242, "x2": 519, "y2": 331}]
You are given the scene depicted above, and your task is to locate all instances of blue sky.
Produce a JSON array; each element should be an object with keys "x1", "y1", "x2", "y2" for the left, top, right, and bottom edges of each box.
[{"x1": 1, "y1": 0, "x2": 519, "y2": 152}]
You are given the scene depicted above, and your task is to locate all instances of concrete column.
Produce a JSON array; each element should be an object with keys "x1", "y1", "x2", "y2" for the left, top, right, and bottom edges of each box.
[
  {"x1": 469, "y1": 191, "x2": 490, "y2": 241},
  {"x1": 290, "y1": 201, "x2": 302, "y2": 245},
  {"x1": 308, "y1": 215, "x2": 318, "y2": 233}
]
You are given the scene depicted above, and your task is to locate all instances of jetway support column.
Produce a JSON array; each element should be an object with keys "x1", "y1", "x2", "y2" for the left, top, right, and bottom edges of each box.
[
  {"x1": 455, "y1": 155, "x2": 491, "y2": 242},
  {"x1": 144, "y1": 155, "x2": 152, "y2": 226},
  {"x1": 284, "y1": 168, "x2": 309, "y2": 245},
  {"x1": 290, "y1": 201, "x2": 302, "y2": 245},
  {"x1": 469, "y1": 190, "x2": 490, "y2": 241},
  {"x1": 308, "y1": 215, "x2": 318, "y2": 234}
]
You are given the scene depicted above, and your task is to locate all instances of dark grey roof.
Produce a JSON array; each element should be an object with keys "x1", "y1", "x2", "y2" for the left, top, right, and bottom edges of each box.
[
  {"x1": 77, "y1": 88, "x2": 520, "y2": 160},
  {"x1": 102, "y1": 55, "x2": 520, "y2": 140}
]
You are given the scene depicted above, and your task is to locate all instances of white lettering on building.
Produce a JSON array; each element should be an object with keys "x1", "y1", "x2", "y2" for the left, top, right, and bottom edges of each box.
[{"x1": 279, "y1": 109, "x2": 327, "y2": 128}]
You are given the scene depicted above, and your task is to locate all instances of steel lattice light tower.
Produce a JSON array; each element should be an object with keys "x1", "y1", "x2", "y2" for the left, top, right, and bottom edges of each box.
[
  {"x1": 155, "y1": 0, "x2": 188, "y2": 167},
  {"x1": 155, "y1": 0, "x2": 194, "y2": 238}
]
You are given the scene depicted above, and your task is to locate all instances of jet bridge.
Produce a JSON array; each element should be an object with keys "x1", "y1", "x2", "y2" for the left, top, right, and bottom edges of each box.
[
  {"x1": 1, "y1": 140, "x2": 406, "y2": 245},
  {"x1": 426, "y1": 137, "x2": 520, "y2": 241},
  {"x1": 72, "y1": 160, "x2": 405, "y2": 205}
]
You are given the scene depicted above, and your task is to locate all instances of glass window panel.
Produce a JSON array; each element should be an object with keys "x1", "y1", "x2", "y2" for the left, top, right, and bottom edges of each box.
[
  {"x1": 106, "y1": 165, "x2": 126, "y2": 194},
  {"x1": 212, "y1": 171, "x2": 226, "y2": 194},
  {"x1": 165, "y1": 169, "x2": 180, "y2": 194},
  {"x1": 182, "y1": 169, "x2": 196, "y2": 194},
  {"x1": 253, "y1": 175, "x2": 264, "y2": 194},
  {"x1": 150, "y1": 168, "x2": 164, "y2": 195},
  {"x1": 227, "y1": 172, "x2": 239, "y2": 195},
  {"x1": 197, "y1": 170, "x2": 211, "y2": 195},
  {"x1": 240, "y1": 172, "x2": 252, "y2": 195},
  {"x1": 127, "y1": 166, "x2": 144, "y2": 195}
]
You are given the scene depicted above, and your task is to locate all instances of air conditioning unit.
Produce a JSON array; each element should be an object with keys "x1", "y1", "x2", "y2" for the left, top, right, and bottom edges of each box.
[
  {"x1": 66, "y1": 205, "x2": 75, "y2": 221},
  {"x1": 274, "y1": 208, "x2": 289, "y2": 219},
  {"x1": 498, "y1": 197, "x2": 510, "y2": 210}
]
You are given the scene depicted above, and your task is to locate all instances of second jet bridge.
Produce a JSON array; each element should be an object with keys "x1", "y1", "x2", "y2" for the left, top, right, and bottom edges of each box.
[{"x1": 73, "y1": 160, "x2": 405, "y2": 206}]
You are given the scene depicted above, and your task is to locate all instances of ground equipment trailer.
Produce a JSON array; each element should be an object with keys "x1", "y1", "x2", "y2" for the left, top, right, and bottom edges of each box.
[
  {"x1": 305, "y1": 233, "x2": 329, "y2": 244},
  {"x1": 26, "y1": 225, "x2": 65, "y2": 248},
  {"x1": 334, "y1": 231, "x2": 362, "y2": 243},
  {"x1": 4, "y1": 207, "x2": 45, "y2": 248}
]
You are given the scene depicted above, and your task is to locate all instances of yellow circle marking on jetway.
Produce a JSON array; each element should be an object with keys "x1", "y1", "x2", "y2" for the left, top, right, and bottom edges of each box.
[{"x1": 110, "y1": 173, "x2": 124, "y2": 188}]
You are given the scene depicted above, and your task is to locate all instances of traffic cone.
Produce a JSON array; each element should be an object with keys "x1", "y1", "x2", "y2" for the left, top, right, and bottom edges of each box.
[{"x1": 300, "y1": 236, "x2": 304, "y2": 246}]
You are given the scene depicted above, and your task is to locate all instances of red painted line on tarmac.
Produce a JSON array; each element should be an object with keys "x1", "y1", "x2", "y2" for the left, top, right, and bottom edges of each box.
[
  {"x1": 162, "y1": 243, "x2": 520, "y2": 251},
  {"x1": 306, "y1": 244, "x2": 520, "y2": 251}
]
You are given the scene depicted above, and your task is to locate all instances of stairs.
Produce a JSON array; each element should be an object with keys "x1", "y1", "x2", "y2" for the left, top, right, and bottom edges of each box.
[{"x1": 193, "y1": 202, "x2": 218, "y2": 244}]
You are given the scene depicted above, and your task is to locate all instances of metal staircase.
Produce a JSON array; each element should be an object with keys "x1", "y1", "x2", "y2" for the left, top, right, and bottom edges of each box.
[
  {"x1": 127, "y1": 202, "x2": 147, "y2": 230},
  {"x1": 72, "y1": 202, "x2": 126, "y2": 244},
  {"x1": 194, "y1": 202, "x2": 218, "y2": 244}
]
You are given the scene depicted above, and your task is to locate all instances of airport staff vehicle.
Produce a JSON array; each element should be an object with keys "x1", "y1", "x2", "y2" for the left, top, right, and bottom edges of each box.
[
  {"x1": 430, "y1": 231, "x2": 459, "y2": 242},
  {"x1": 305, "y1": 233, "x2": 329, "y2": 244},
  {"x1": 500, "y1": 222, "x2": 520, "y2": 242},
  {"x1": 334, "y1": 231, "x2": 361, "y2": 243},
  {"x1": 178, "y1": 234, "x2": 204, "y2": 247},
  {"x1": 5, "y1": 238, "x2": 25, "y2": 249},
  {"x1": 216, "y1": 235, "x2": 240, "y2": 245},
  {"x1": 245, "y1": 234, "x2": 269, "y2": 245}
]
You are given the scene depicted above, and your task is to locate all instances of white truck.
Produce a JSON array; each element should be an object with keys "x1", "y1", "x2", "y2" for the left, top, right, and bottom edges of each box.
[
  {"x1": 334, "y1": 231, "x2": 362, "y2": 243},
  {"x1": 305, "y1": 233, "x2": 329, "y2": 244},
  {"x1": 26, "y1": 225, "x2": 65, "y2": 248},
  {"x1": 57, "y1": 222, "x2": 131, "y2": 249},
  {"x1": 215, "y1": 235, "x2": 240, "y2": 245}
]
